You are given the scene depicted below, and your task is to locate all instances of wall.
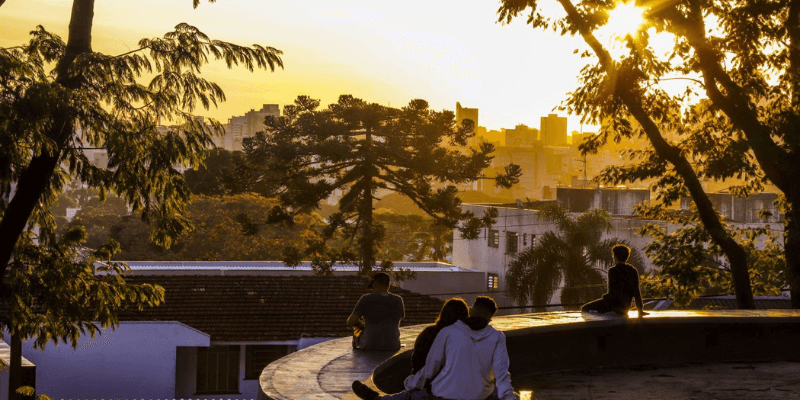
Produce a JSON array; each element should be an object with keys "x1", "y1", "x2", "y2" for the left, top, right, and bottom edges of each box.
[
  {"x1": 176, "y1": 343, "x2": 297, "y2": 399},
  {"x1": 557, "y1": 187, "x2": 650, "y2": 216},
  {"x1": 394, "y1": 270, "x2": 489, "y2": 306},
  {"x1": 9, "y1": 321, "x2": 209, "y2": 399}
]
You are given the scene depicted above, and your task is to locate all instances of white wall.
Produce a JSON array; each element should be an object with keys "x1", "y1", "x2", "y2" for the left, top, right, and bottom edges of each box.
[{"x1": 8, "y1": 321, "x2": 209, "y2": 399}]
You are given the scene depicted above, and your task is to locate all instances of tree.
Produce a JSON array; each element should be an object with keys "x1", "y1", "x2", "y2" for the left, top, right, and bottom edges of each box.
[
  {"x1": 506, "y1": 203, "x2": 644, "y2": 309},
  {"x1": 0, "y1": 0, "x2": 283, "y2": 290},
  {"x1": 0, "y1": 0, "x2": 282, "y2": 396},
  {"x1": 638, "y1": 208, "x2": 786, "y2": 307},
  {"x1": 239, "y1": 95, "x2": 519, "y2": 274},
  {"x1": 496, "y1": 0, "x2": 800, "y2": 308},
  {"x1": 183, "y1": 149, "x2": 241, "y2": 196}
]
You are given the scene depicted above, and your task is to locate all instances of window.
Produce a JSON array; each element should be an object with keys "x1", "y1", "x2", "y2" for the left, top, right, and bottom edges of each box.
[
  {"x1": 488, "y1": 229, "x2": 500, "y2": 248},
  {"x1": 245, "y1": 345, "x2": 291, "y2": 380},
  {"x1": 506, "y1": 231, "x2": 518, "y2": 254},
  {"x1": 196, "y1": 345, "x2": 240, "y2": 394},
  {"x1": 487, "y1": 273, "x2": 499, "y2": 290}
]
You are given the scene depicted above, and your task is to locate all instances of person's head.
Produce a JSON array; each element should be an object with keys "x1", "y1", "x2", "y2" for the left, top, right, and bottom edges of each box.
[
  {"x1": 470, "y1": 296, "x2": 498, "y2": 321},
  {"x1": 612, "y1": 244, "x2": 631, "y2": 263},
  {"x1": 368, "y1": 272, "x2": 391, "y2": 292},
  {"x1": 435, "y1": 298, "x2": 469, "y2": 329}
]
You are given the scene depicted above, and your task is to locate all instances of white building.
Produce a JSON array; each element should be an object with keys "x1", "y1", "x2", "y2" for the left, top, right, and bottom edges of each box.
[{"x1": 220, "y1": 104, "x2": 281, "y2": 151}]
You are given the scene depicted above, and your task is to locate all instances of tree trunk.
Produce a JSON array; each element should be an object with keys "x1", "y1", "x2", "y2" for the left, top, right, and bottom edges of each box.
[
  {"x1": 360, "y1": 128, "x2": 375, "y2": 273},
  {"x1": 0, "y1": 0, "x2": 95, "y2": 291},
  {"x1": 3, "y1": 1, "x2": 94, "y2": 394},
  {"x1": 8, "y1": 333, "x2": 22, "y2": 400},
  {"x1": 786, "y1": 204, "x2": 800, "y2": 308}
]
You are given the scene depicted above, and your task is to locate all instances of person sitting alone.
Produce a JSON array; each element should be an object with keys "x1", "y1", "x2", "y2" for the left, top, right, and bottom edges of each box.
[
  {"x1": 411, "y1": 297, "x2": 470, "y2": 374},
  {"x1": 347, "y1": 272, "x2": 405, "y2": 351},
  {"x1": 352, "y1": 296, "x2": 519, "y2": 400},
  {"x1": 581, "y1": 244, "x2": 649, "y2": 318}
]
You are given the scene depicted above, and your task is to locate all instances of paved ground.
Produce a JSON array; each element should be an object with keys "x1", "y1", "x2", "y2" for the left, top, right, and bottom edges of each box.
[{"x1": 514, "y1": 361, "x2": 800, "y2": 400}]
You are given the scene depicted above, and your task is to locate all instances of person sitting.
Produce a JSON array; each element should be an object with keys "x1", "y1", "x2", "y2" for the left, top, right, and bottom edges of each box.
[
  {"x1": 411, "y1": 297, "x2": 470, "y2": 374},
  {"x1": 581, "y1": 244, "x2": 649, "y2": 318},
  {"x1": 347, "y1": 272, "x2": 405, "y2": 351},
  {"x1": 352, "y1": 296, "x2": 519, "y2": 400}
]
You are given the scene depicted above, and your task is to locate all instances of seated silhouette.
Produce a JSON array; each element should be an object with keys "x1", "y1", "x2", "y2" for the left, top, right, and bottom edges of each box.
[{"x1": 582, "y1": 244, "x2": 649, "y2": 319}]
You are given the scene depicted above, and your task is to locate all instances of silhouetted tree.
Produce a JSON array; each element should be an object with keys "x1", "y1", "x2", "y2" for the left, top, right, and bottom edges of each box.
[
  {"x1": 639, "y1": 211, "x2": 786, "y2": 307},
  {"x1": 240, "y1": 95, "x2": 519, "y2": 274},
  {"x1": 496, "y1": 0, "x2": 800, "y2": 308},
  {"x1": 0, "y1": 0, "x2": 281, "y2": 396},
  {"x1": 506, "y1": 203, "x2": 644, "y2": 309},
  {"x1": 184, "y1": 149, "x2": 249, "y2": 196}
]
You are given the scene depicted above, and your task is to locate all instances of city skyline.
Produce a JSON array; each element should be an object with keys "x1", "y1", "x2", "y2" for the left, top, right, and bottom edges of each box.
[{"x1": 1, "y1": 0, "x2": 593, "y2": 132}]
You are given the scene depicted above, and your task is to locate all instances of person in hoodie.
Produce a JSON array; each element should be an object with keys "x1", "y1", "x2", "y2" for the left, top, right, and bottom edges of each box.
[
  {"x1": 352, "y1": 296, "x2": 519, "y2": 400},
  {"x1": 410, "y1": 297, "x2": 470, "y2": 374}
]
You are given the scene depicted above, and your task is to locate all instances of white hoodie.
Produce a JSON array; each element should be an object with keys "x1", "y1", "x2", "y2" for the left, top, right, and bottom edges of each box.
[{"x1": 403, "y1": 319, "x2": 517, "y2": 400}]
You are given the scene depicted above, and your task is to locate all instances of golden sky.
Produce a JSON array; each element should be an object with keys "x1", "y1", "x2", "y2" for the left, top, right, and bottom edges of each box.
[{"x1": 2, "y1": 0, "x2": 595, "y2": 132}]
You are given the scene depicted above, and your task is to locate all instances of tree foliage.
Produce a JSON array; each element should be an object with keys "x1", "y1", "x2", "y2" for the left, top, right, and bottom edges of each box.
[
  {"x1": 636, "y1": 204, "x2": 786, "y2": 306},
  {"x1": 238, "y1": 95, "x2": 519, "y2": 274},
  {"x1": 64, "y1": 193, "x2": 319, "y2": 261},
  {"x1": 506, "y1": 203, "x2": 644, "y2": 309},
  {"x1": 496, "y1": 0, "x2": 800, "y2": 308},
  {"x1": 0, "y1": 8, "x2": 283, "y2": 286},
  {"x1": 0, "y1": 1, "x2": 282, "y2": 396},
  {"x1": 2, "y1": 226, "x2": 164, "y2": 350}
]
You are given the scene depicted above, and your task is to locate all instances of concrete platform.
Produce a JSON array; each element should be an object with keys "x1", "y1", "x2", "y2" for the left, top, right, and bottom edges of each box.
[{"x1": 259, "y1": 310, "x2": 800, "y2": 400}]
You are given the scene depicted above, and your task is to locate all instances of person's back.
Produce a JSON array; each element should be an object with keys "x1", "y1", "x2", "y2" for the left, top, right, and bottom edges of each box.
[
  {"x1": 603, "y1": 262, "x2": 641, "y2": 313},
  {"x1": 418, "y1": 318, "x2": 508, "y2": 399},
  {"x1": 581, "y1": 244, "x2": 647, "y2": 318},
  {"x1": 355, "y1": 291, "x2": 404, "y2": 350},
  {"x1": 410, "y1": 297, "x2": 469, "y2": 374}
]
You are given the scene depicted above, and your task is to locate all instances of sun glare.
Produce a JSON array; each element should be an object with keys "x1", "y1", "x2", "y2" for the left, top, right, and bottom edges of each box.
[{"x1": 596, "y1": 1, "x2": 646, "y2": 42}]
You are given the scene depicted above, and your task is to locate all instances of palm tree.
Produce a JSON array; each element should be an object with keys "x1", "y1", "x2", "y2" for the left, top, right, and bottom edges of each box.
[
  {"x1": 506, "y1": 203, "x2": 644, "y2": 310},
  {"x1": 410, "y1": 228, "x2": 453, "y2": 262}
]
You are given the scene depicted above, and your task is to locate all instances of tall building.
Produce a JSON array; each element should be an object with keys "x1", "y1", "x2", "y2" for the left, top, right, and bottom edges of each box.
[
  {"x1": 540, "y1": 113, "x2": 568, "y2": 146},
  {"x1": 504, "y1": 124, "x2": 539, "y2": 147},
  {"x1": 455, "y1": 102, "x2": 479, "y2": 131},
  {"x1": 222, "y1": 104, "x2": 281, "y2": 150}
]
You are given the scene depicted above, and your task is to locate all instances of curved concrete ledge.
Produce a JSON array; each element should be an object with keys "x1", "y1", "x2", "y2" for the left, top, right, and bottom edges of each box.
[{"x1": 260, "y1": 310, "x2": 800, "y2": 400}]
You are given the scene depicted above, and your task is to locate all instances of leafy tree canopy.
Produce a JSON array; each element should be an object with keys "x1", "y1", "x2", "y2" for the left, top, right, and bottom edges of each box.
[
  {"x1": 0, "y1": 1, "x2": 281, "y2": 395},
  {"x1": 636, "y1": 204, "x2": 786, "y2": 307},
  {"x1": 238, "y1": 95, "x2": 519, "y2": 274},
  {"x1": 496, "y1": 0, "x2": 800, "y2": 308},
  {"x1": 0, "y1": 15, "x2": 282, "y2": 284}
]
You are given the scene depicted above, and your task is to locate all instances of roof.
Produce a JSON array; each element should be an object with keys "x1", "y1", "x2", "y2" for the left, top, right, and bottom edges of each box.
[
  {"x1": 119, "y1": 275, "x2": 444, "y2": 342},
  {"x1": 101, "y1": 260, "x2": 472, "y2": 273},
  {"x1": 652, "y1": 296, "x2": 792, "y2": 310}
]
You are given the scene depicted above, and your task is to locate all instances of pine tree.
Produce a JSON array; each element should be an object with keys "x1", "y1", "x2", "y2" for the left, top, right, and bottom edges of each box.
[{"x1": 239, "y1": 95, "x2": 520, "y2": 274}]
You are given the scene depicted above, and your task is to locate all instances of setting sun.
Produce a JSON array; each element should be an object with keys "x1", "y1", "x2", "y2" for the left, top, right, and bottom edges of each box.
[{"x1": 598, "y1": 1, "x2": 646, "y2": 41}]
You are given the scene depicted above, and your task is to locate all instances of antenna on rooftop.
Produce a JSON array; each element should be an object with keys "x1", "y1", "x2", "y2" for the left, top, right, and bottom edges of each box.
[{"x1": 516, "y1": 199, "x2": 525, "y2": 209}]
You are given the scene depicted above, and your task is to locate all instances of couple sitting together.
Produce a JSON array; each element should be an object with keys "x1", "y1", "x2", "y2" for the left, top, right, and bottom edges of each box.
[{"x1": 347, "y1": 272, "x2": 517, "y2": 400}]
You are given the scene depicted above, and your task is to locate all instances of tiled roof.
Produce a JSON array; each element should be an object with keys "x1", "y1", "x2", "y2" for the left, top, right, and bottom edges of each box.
[{"x1": 119, "y1": 275, "x2": 444, "y2": 342}]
